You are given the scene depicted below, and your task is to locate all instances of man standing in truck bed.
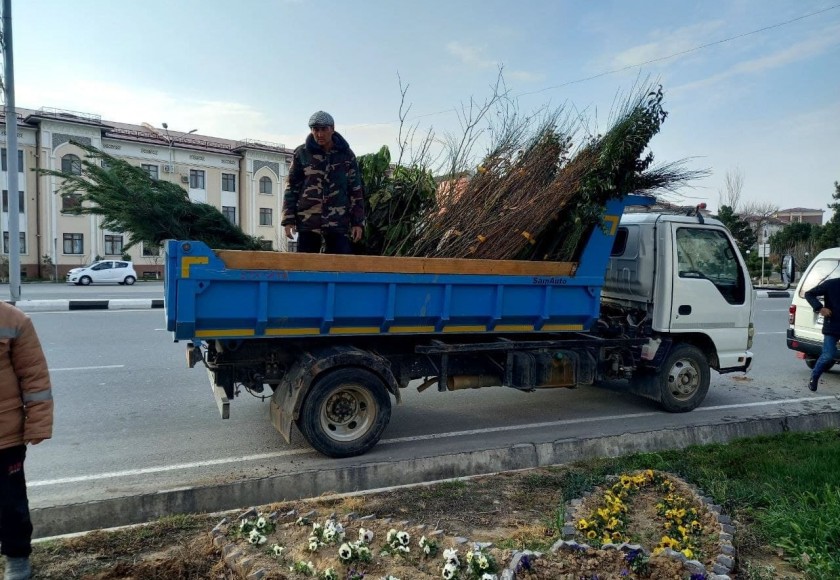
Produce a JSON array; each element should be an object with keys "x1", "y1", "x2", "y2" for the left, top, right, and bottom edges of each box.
[{"x1": 282, "y1": 111, "x2": 365, "y2": 254}]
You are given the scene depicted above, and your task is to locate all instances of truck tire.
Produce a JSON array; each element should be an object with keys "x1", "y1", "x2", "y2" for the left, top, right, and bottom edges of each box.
[
  {"x1": 298, "y1": 367, "x2": 392, "y2": 458},
  {"x1": 805, "y1": 358, "x2": 835, "y2": 371},
  {"x1": 656, "y1": 344, "x2": 710, "y2": 413}
]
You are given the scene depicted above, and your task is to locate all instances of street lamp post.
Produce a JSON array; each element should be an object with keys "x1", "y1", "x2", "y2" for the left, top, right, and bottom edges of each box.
[{"x1": 161, "y1": 122, "x2": 197, "y2": 178}]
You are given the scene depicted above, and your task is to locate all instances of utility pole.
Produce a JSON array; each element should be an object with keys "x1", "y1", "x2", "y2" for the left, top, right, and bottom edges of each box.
[{"x1": 2, "y1": 0, "x2": 20, "y2": 301}]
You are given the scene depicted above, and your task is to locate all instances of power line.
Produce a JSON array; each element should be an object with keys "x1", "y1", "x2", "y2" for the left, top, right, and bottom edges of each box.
[
  {"x1": 516, "y1": 3, "x2": 840, "y2": 98},
  {"x1": 374, "y1": 4, "x2": 840, "y2": 126}
]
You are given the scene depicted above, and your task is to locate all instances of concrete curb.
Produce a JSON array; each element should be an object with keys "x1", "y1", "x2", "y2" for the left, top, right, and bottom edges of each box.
[
  {"x1": 8, "y1": 299, "x2": 164, "y2": 312},
  {"x1": 30, "y1": 408, "x2": 840, "y2": 538}
]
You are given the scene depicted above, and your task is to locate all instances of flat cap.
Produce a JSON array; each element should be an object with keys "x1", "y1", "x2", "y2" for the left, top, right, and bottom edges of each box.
[{"x1": 308, "y1": 111, "x2": 335, "y2": 127}]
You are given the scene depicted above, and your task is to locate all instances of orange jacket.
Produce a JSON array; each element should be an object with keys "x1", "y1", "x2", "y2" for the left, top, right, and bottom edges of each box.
[{"x1": 0, "y1": 302, "x2": 53, "y2": 449}]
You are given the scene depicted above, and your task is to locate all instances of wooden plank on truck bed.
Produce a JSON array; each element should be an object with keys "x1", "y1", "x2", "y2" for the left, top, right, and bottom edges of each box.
[{"x1": 215, "y1": 250, "x2": 577, "y2": 277}]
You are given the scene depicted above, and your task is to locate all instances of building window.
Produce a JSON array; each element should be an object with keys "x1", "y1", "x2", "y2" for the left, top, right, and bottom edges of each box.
[
  {"x1": 104, "y1": 235, "x2": 123, "y2": 255},
  {"x1": 259, "y1": 176, "x2": 273, "y2": 194},
  {"x1": 142, "y1": 243, "x2": 161, "y2": 257},
  {"x1": 1, "y1": 190, "x2": 24, "y2": 213},
  {"x1": 259, "y1": 240, "x2": 273, "y2": 250},
  {"x1": 259, "y1": 208, "x2": 273, "y2": 226},
  {"x1": 222, "y1": 173, "x2": 236, "y2": 192},
  {"x1": 61, "y1": 192, "x2": 83, "y2": 213},
  {"x1": 2, "y1": 232, "x2": 26, "y2": 254},
  {"x1": 141, "y1": 164, "x2": 159, "y2": 180},
  {"x1": 63, "y1": 233, "x2": 84, "y2": 254},
  {"x1": 222, "y1": 206, "x2": 236, "y2": 224},
  {"x1": 1, "y1": 149, "x2": 23, "y2": 172},
  {"x1": 189, "y1": 169, "x2": 205, "y2": 189},
  {"x1": 61, "y1": 154, "x2": 82, "y2": 175}
]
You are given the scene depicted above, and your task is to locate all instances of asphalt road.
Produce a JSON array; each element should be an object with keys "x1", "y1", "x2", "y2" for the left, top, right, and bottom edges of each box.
[{"x1": 23, "y1": 293, "x2": 839, "y2": 520}]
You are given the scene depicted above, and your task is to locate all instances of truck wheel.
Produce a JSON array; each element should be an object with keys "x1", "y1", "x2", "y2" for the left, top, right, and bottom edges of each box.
[
  {"x1": 298, "y1": 367, "x2": 392, "y2": 458},
  {"x1": 805, "y1": 358, "x2": 835, "y2": 371},
  {"x1": 656, "y1": 344, "x2": 710, "y2": 413}
]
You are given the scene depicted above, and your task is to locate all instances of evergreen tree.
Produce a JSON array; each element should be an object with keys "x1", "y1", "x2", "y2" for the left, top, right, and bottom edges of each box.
[
  {"x1": 38, "y1": 142, "x2": 264, "y2": 252},
  {"x1": 715, "y1": 205, "x2": 756, "y2": 257}
]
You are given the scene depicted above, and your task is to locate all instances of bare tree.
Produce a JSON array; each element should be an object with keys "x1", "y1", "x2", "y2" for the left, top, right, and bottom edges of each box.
[
  {"x1": 742, "y1": 200, "x2": 780, "y2": 238},
  {"x1": 718, "y1": 167, "x2": 744, "y2": 211}
]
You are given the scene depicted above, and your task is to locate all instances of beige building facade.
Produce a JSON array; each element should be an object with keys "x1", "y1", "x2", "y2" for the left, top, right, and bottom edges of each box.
[{"x1": 1, "y1": 106, "x2": 293, "y2": 280}]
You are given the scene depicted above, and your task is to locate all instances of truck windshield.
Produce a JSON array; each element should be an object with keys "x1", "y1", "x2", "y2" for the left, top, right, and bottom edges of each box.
[
  {"x1": 676, "y1": 227, "x2": 745, "y2": 304},
  {"x1": 798, "y1": 259, "x2": 840, "y2": 298}
]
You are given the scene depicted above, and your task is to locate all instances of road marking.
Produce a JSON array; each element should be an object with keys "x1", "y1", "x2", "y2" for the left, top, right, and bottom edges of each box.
[
  {"x1": 29, "y1": 395, "x2": 838, "y2": 487},
  {"x1": 756, "y1": 331, "x2": 787, "y2": 335},
  {"x1": 49, "y1": 365, "x2": 125, "y2": 372},
  {"x1": 28, "y1": 449, "x2": 311, "y2": 487}
]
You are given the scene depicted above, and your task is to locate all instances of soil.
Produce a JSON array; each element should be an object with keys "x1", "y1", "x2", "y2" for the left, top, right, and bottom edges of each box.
[{"x1": 20, "y1": 467, "x2": 804, "y2": 579}]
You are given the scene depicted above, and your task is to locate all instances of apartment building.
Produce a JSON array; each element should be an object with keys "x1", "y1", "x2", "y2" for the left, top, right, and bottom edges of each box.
[{"x1": 1, "y1": 106, "x2": 293, "y2": 279}]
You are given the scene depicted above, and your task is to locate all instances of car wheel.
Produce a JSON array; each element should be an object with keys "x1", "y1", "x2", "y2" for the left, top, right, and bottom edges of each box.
[
  {"x1": 79, "y1": 276, "x2": 92, "y2": 286},
  {"x1": 124, "y1": 276, "x2": 136, "y2": 286},
  {"x1": 655, "y1": 344, "x2": 710, "y2": 413},
  {"x1": 297, "y1": 367, "x2": 392, "y2": 458}
]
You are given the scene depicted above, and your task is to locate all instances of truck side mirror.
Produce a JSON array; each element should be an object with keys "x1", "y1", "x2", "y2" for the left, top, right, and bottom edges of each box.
[{"x1": 781, "y1": 255, "x2": 795, "y2": 288}]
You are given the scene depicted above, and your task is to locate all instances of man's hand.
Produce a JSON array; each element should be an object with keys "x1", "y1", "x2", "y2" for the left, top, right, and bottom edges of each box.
[
  {"x1": 351, "y1": 226, "x2": 363, "y2": 243},
  {"x1": 284, "y1": 224, "x2": 297, "y2": 239},
  {"x1": 820, "y1": 307, "x2": 832, "y2": 317}
]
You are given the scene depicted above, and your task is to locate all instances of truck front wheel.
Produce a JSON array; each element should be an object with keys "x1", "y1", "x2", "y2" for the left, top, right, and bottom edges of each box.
[
  {"x1": 656, "y1": 344, "x2": 710, "y2": 412},
  {"x1": 298, "y1": 367, "x2": 392, "y2": 458}
]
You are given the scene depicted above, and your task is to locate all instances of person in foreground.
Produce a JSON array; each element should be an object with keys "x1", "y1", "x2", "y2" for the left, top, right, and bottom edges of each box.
[
  {"x1": 282, "y1": 110, "x2": 365, "y2": 254},
  {"x1": 0, "y1": 302, "x2": 53, "y2": 580},
  {"x1": 804, "y1": 276, "x2": 840, "y2": 391}
]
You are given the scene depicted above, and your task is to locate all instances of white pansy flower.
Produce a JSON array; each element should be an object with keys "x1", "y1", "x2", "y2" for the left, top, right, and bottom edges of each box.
[
  {"x1": 481, "y1": 574, "x2": 498, "y2": 580},
  {"x1": 257, "y1": 534, "x2": 267, "y2": 545},
  {"x1": 256, "y1": 516, "x2": 266, "y2": 529},
  {"x1": 466, "y1": 550, "x2": 474, "y2": 563},
  {"x1": 397, "y1": 531, "x2": 410, "y2": 546},
  {"x1": 323, "y1": 568, "x2": 338, "y2": 580},
  {"x1": 338, "y1": 543, "x2": 353, "y2": 560},
  {"x1": 308, "y1": 539, "x2": 319, "y2": 551},
  {"x1": 442, "y1": 561, "x2": 458, "y2": 579},
  {"x1": 443, "y1": 548, "x2": 459, "y2": 564},
  {"x1": 478, "y1": 554, "x2": 489, "y2": 569},
  {"x1": 272, "y1": 544, "x2": 284, "y2": 556},
  {"x1": 359, "y1": 528, "x2": 374, "y2": 543}
]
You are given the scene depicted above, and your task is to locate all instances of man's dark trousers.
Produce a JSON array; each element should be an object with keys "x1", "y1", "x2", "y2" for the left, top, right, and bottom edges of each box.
[
  {"x1": 297, "y1": 231, "x2": 353, "y2": 255},
  {"x1": 0, "y1": 446, "x2": 32, "y2": 558}
]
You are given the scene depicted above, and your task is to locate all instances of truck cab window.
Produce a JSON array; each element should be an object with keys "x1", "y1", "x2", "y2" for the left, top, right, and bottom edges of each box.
[
  {"x1": 676, "y1": 227, "x2": 745, "y2": 305},
  {"x1": 611, "y1": 228, "x2": 629, "y2": 256}
]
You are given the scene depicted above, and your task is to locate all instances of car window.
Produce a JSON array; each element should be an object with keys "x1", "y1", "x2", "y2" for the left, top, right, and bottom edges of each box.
[
  {"x1": 798, "y1": 259, "x2": 840, "y2": 298},
  {"x1": 92, "y1": 262, "x2": 112, "y2": 271},
  {"x1": 115, "y1": 262, "x2": 128, "y2": 269}
]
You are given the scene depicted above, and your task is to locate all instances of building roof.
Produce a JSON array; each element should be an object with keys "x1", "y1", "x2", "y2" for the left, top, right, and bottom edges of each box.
[
  {"x1": 777, "y1": 207, "x2": 824, "y2": 214},
  {"x1": 2, "y1": 105, "x2": 293, "y2": 158}
]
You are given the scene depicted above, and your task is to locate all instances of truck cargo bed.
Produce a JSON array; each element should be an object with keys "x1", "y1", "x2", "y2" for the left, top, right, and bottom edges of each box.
[{"x1": 164, "y1": 196, "x2": 648, "y2": 341}]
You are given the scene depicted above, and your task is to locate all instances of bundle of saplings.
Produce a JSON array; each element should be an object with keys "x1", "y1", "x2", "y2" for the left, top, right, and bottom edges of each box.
[
  {"x1": 38, "y1": 142, "x2": 264, "y2": 252},
  {"x1": 408, "y1": 85, "x2": 704, "y2": 261}
]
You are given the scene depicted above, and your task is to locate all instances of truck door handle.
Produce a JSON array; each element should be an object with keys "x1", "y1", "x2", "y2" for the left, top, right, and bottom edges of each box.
[{"x1": 678, "y1": 305, "x2": 692, "y2": 315}]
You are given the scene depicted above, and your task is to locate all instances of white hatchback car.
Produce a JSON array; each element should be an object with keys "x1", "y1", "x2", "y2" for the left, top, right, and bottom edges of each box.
[{"x1": 66, "y1": 260, "x2": 138, "y2": 286}]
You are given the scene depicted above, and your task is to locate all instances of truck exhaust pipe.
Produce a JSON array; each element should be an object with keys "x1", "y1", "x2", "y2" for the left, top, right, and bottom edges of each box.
[{"x1": 446, "y1": 375, "x2": 502, "y2": 390}]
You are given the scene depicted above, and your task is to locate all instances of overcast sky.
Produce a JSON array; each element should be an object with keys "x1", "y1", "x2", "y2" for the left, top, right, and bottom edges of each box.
[{"x1": 8, "y1": 0, "x2": 840, "y2": 213}]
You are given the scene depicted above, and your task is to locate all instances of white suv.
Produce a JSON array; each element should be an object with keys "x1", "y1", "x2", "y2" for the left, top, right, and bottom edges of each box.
[
  {"x1": 787, "y1": 247, "x2": 840, "y2": 369},
  {"x1": 66, "y1": 260, "x2": 138, "y2": 286}
]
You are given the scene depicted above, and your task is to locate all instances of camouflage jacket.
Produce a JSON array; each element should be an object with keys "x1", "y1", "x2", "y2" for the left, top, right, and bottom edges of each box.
[{"x1": 282, "y1": 132, "x2": 365, "y2": 234}]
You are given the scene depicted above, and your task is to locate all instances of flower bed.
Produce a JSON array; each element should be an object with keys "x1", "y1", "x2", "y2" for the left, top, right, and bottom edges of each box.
[
  {"x1": 213, "y1": 508, "x2": 509, "y2": 579},
  {"x1": 510, "y1": 470, "x2": 734, "y2": 579}
]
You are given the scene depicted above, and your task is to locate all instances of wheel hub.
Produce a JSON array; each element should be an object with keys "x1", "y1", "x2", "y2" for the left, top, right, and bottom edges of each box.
[
  {"x1": 326, "y1": 392, "x2": 359, "y2": 425},
  {"x1": 668, "y1": 360, "x2": 699, "y2": 398}
]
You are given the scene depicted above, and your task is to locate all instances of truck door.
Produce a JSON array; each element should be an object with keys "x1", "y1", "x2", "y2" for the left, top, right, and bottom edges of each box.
[{"x1": 669, "y1": 225, "x2": 752, "y2": 370}]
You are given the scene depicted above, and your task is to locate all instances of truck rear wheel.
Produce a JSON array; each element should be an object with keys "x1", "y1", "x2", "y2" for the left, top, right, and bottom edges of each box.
[
  {"x1": 656, "y1": 344, "x2": 710, "y2": 412},
  {"x1": 298, "y1": 367, "x2": 392, "y2": 458}
]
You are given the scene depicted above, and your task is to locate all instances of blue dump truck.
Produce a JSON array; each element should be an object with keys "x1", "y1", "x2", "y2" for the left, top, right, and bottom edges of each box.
[{"x1": 165, "y1": 195, "x2": 755, "y2": 457}]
